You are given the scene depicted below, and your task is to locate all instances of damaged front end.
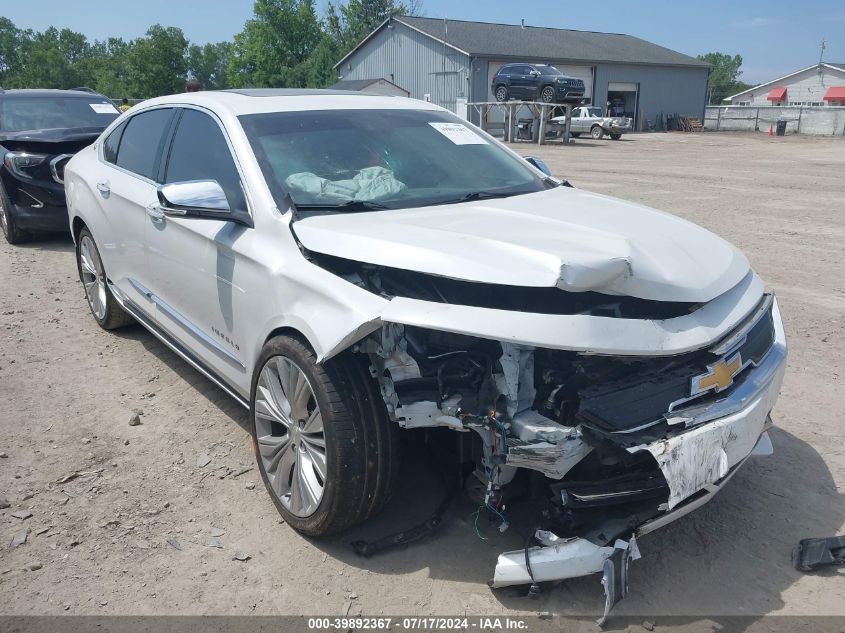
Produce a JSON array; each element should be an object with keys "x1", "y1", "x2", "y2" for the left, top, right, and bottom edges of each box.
[{"x1": 345, "y1": 278, "x2": 786, "y2": 618}]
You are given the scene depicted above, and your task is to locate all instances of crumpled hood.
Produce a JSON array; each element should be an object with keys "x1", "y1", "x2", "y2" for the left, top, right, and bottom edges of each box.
[
  {"x1": 293, "y1": 187, "x2": 750, "y2": 303},
  {"x1": 0, "y1": 127, "x2": 104, "y2": 144}
]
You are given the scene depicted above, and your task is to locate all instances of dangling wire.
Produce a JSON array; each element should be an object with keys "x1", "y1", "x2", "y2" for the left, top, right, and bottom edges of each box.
[{"x1": 472, "y1": 504, "x2": 488, "y2": 540}]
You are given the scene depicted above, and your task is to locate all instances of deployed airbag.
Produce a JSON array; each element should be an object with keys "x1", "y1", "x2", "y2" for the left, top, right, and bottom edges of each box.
[{"x1": 285, "y1": 166, "x2": 406, "y2": 202}]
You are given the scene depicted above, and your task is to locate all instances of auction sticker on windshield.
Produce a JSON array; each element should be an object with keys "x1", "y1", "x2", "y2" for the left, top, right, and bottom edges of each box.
[
  {"x1": 89, "y1": 103, "x2": 120, "y2": 114},
  {"x1": 428, "y1": 122, "x2": 487, "y2": 145}
]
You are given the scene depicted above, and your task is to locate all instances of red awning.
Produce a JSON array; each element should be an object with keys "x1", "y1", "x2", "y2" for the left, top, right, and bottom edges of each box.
[
  {"x1": 767, "y1": 87, "x2": 787, "y2": 102},
  {"x1": 823, "y1": 86, "x2": 845, "y2": 101}
]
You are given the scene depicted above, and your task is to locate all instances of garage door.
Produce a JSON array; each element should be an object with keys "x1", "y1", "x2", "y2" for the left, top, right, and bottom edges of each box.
[{"x1": 608, "y1": 82, "x2": 638, "y2": 92}]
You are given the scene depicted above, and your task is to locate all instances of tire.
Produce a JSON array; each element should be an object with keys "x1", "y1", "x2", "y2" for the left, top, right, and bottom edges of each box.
[
  {"x1": 590, "y1": 125, "x2": 605, "y2": 140},
  {"x1": 0, "y1": 181, "x2": 29, "y2": 245},
  {"x1": 494, "y1": 85, "x2": 509, "y2": 102},
  {"x1": 251, "y1": 335, "x2": 399, "y2": 536},
  {"x1": 75, "y1": 227, "x2": 134, "y2": 330},
  {"x1": 540, "y1": 85, "x2": 555, "y2": 103},
  {"x1": 610, "y1": 134, "x2": 622, "y2": 140},
  {"x1": 570, "y1": 132, "x2": 581, "y2": 138}
]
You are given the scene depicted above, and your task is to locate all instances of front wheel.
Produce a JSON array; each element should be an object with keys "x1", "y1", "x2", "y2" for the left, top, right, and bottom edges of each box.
[
  {"x1": 590, "y1": 125, "x2": 605, "y2": 140},
  {"x1": 494, "y1": 85, "x2": 509, "y2": 102},
  {"x1": 251, "y1": 335, "x2": 399, "y2": 536},
  {"x1": 540, "y1": 85, "x2": 556, "y2": 103},
  {"x1": 0, "y1": 181, "x2": 29, "y2": 245},
  {"x1": 76, "y1": 228, "x2": 134, "y2": 329}
]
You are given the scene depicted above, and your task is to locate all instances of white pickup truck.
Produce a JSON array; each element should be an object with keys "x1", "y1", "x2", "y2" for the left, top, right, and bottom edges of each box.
[{"x1": 552, "y1": 106, "x2": 633, "y2": 140}]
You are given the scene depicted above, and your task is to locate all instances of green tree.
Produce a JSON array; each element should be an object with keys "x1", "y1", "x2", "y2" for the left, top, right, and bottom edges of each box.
[
  {"x1": 228, "y1": 0, "x2": 323, "y2": 88},
  {"x1": 126, "y1": 25, "x2": 188, "y2": 97},
  {"x1": 187, "y1": 41, "x2": 232, "y2": 90},
  {"x1": 698, "y1": 52, "x2": 752, "y2": 104},
  {"x1": 302, "y1": 35, "x2": 343, "y2": 87},
  {"x1": 7, "y1": 27, "x2": 95, "y2": 89},
  {"x1": 87, "y1": 37, "x2": 132, "y2": 98},
  {"x1": 0, "y1": 18, "x2": 25, "y2": 87},
  {"x1": 336, "y1": 0, "x2": 413, "y2": 50}
]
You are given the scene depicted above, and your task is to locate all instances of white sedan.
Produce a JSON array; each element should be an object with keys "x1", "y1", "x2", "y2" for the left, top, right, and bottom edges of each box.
[{"x1": 64, "y1": 90, "x2": 786, "y2": 616}]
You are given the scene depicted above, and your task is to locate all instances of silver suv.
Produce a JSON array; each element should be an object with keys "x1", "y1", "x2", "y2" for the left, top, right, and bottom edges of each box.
[{"x1": 64, "y1": 90, "x2": 786, "y2": 611}]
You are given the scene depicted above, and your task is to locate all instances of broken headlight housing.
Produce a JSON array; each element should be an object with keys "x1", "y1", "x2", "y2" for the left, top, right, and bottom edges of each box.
[{"x1": 4, "y1": 152, "x2": 48, "y2": 180}]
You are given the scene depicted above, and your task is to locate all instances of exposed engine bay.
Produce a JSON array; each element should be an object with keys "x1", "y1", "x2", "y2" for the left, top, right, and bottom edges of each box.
[
  {"x1": 299, "y1": 234, "x2": 785, "y2": 623},
  {"x1": 339, "y1": 268, "x2": 783, "y2": 622}
]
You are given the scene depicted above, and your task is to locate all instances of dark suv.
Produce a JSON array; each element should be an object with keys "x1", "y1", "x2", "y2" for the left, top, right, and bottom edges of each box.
[
  {"x1": 0, "y1": 89, "x2": 120, "y2": 244},
  {"x1": 491, "y1": 64, "x2": 585, "y2": 104}
]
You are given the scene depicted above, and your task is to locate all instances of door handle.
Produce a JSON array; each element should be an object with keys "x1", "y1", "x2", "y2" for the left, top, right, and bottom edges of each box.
[
  {"x1": 146, "y1": 203, "x2": 166, "y2": 223},
  {"x1": 96, "y1": 181, "x2": 110, "y2": 198}
]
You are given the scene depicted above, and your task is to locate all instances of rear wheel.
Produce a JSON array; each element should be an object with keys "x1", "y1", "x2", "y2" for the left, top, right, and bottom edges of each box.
[
  {"x1": 76, "y1": 228, "x2": 134, "y2": 330},
  {"x1": 540, "y1": 85, "x2": 556, "y2": 103},
  {"x1": 590, "y1": 125, "x2": 605, "y2": 140},
  {"x1": 251, "y1": 335, "x2": 399, "y2": 536},
  {"x1": 495, "y1": 85, "x2": 509, "y2": 102},
  {"x1": 570, "y1": 132, "x2": 582, "y2": 138},
  {"x1": 0, "y1": 181, "x2": 29, "y2": 245}
]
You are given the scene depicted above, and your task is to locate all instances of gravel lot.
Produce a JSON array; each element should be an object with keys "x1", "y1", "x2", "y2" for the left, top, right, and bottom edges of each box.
[{"x1": 1, "y1": 132, "x2": 843, "y2": 620}]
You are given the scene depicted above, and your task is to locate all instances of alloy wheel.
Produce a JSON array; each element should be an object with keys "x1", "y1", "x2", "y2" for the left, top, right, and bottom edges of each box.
[
  {"x1": 79, "y1": 234, "x2": 107, "y2": 321},
  {"x1": 496, "y1": 86, "x2": 507, "y2": 102},
  {"x1": 254, "y1": 356, "x2": 326, "y2": 518},
  {"x1": 541, "y1": 86, "x2": 555, "y2": 103},
  {"x1": 0, "y1": 202, "x2": 8, "y2": 237}
]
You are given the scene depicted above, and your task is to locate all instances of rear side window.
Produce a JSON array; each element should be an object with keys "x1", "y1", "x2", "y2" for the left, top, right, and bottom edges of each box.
[
  {"x1": 102, "y1": 121, "x2": 126, "y2": 164},
  {"x1": 164, "y1": 109, "x2": 246, "y2": 212},
  {"x1": 115, "y1": 109, "x2": 174, "y2": 181}
]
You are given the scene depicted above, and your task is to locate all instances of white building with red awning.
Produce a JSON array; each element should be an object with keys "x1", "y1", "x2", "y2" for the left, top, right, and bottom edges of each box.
[{"x1": 725, "y1": 62, "x2": 845, "y2": 106}]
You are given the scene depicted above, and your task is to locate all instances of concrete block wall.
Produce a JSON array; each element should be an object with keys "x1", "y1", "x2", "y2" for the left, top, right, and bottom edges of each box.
[{"x1": 705, "y1": 106, "x2": 845, "y2": 135}]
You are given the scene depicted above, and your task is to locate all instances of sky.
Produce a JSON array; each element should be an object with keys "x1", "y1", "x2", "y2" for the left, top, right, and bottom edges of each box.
[{"x1": 3, "y1": 0, "x2": 844, "y2": 84}]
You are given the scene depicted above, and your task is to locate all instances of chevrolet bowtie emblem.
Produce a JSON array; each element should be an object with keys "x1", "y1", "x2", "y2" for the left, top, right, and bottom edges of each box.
[{"x1": 691, "y1": 352, "x2": 744, "y2": 396}]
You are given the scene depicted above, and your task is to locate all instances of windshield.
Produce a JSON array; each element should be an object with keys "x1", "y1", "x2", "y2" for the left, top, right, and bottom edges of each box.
[
  {"x1": 536, "y1": 65, "x2": 562, "y2": 76},
  {"x1": 0, "y1": 96, "x2": 120, "y2": 133},
  {"x1": 587, "y1": 108, "x2": 604, "y2": 117},
  {"x1": 239, "y1": 108, "x2": 548, "y2": 212}
]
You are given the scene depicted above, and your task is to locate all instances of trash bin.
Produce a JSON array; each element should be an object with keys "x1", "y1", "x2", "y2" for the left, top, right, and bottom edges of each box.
[{"x1": 776, "y1": 119, "x2": 787, "y2": 136}]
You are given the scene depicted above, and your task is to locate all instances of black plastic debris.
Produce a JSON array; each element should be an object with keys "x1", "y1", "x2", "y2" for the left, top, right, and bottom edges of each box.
[{"x1": 793, "y1": 536, "x2": 845, "y2": 572}]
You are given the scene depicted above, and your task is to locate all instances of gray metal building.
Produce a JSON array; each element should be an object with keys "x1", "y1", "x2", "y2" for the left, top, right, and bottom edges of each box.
[{"x1": 334, "y1": 16, "x2": 710, "y2": 130}]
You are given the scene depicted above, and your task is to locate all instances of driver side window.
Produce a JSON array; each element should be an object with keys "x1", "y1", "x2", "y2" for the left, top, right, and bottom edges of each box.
[{"x1": 164, "y1": 109, "x2": 247, "y2": 213}]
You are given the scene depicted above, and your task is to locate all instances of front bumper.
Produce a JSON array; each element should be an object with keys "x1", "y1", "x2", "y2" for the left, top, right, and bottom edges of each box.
[
  {"x1": 491, "y1": 298, "x2": 788, "y2": 588},
  {"x1": 4, "y1": 177, "x2": 69, "y2": 232},
  {"x1": 555, "y1": 86, "x2": 585, "y2": 102},
  {"x1": 10, "y1": 200, "x2": 69, "y2": 232}
]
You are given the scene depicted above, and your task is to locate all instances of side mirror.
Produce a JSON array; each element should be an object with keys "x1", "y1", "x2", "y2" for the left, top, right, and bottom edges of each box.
[
  {"x1": 155, "y1": 180, "x2": 253, "y2": 228},
  {"x1": 157, "y1": 180, "x2": 230, "y2": 216},
  {"x1": 524, "y1": 156, "x2": 552, "y2": 177}
]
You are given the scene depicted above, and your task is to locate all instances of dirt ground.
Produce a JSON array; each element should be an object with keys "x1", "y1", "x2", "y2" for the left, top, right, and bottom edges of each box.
[{"x1": 1, "y1": 132, "x2": 844, "y2": 621}]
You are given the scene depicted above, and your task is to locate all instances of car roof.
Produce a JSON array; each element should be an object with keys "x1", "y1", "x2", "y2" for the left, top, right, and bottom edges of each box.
[
  {"x1": 132, "y1": 89, "x2": 444, "y2": 117},
  {"x1": 223, "y1": 88, "x2": 368, "y2": 98},
  {"x1": 0, "y1": 89, "x2": 111, "y2": 99}
]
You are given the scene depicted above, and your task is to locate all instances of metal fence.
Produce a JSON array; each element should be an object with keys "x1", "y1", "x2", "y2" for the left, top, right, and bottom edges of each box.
[{"x1": 704, "y1": 106, "x2": 845, "y2": 136}]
